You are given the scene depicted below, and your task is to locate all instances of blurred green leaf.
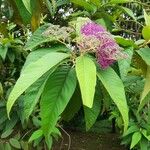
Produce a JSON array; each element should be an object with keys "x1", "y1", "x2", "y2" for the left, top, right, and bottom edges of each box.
[
  {"x1": 0, "y1": 143, "x2": 4, "y2": 150},
  {"x1": 110, "y1": 0, "x2": 132, "y2": 4},
  {"x1": 138, "y1": 67, "x2": 150, "y2": 111},
  {"x1": 115, "y1": 36, "x2": 136, "y2": 47},
  {"x1": 4, "y1": 143, "x2": 11, "y2": 150},
  {"x1": 118, "y1": 47, "x2": 133, "y2": 80},
  {"x1": 0, "y1": 45, "x2": 8, "y2": 60},
  {"x1": 20, "y1": 141, "x2": 29, "y2": 150},
  {"x1": 0, "y1": 23, "x2": 8, "y2": 37},
  {"x1": 71, "y1": 0, "x2": 97, "y2": 13},
  {"x1": 142, "y1": 129, "x2": 150, "y2": 141},
  {"x1": 120, "y1": 6, "x2": 136, "y2": 20},
  {"x1": 1, "y1": 129, "x2": 13, "y2": 139},
  {"x1": 45, "y1": 136, "x2": 52, "y2": 150},
  {"x1": 51, "y1": 127, "x2": 61, "y2": 140},
  {"x1": 130, "y1": 132, "x2": 142, "y2": 149},
  {"x1": 29, "y1": 129, "x2": 43, "y2": 142},
  {"x1": 136, "y1": 48, "x2": 150, "y2": 108},
  {"x1": 14, "y1": 0, "x2": 31, "y2": 24},
  {"x1": 140, "y1": 138, "x2": 148, "y2": 150},
  {"x1": 89, "y1": 0, "x2": 101, "y2": 7},
  {"x1": 57, "y1": 0, "x2": 69, "y2": 6},
  {"x1": 137, "y1": 48, "x2": 150, "y2": 66},
  {"x1": 24, "y1": 24, "x2": 56, "y2": 50},
  {"x1": 144, "y1": 9, "x2": 150, "y2": 26},
  {"x1": 30, "y1": 0, "x2": 42, "y2": 31},
  {"x1": 123, "y1": 125, "x2": 139, "y2": 137},
  {"x1": 0, "y1": 82, "x2": 3, "y2": 97},
  {"x1": 9, "y1": 138, "x2": 21, "y2": 149},
  {"x1": 138, "y1": 92, "x2": 150, "y2": 112},
  {"x1": 142, "y1": 26, "x2": 150, "y2": 40},
  {"x1": 22, "y1": 0, "x2": 31, "y2": 13},
  {"x1": 44, "y1": 0, "x2": 56, "y2": 17}
]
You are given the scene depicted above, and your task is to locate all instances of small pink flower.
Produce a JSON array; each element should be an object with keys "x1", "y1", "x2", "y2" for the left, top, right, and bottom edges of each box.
[
  {"x1": 81, "y1": 22, "x2": 106, "y2": 37},
  {"x1": 80, "y1": 21, "x2": 127, "y2": 69}
]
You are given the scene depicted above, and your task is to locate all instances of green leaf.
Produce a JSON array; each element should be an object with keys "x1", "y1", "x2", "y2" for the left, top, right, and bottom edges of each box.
[
  {"x1": 138, "y1": 66, "x2": 150, "y2": 111},
  {"x1": 14, "y1": 0, "x2": 31, "y2": 24},
  {"x1": 110, "y1": 0, "x2": 132, "y2": 4},
  {"x1": 25, "y1": 24, "x2": 56, "y2": 50},
  {"x1": 123, "y1": 125, "x2": 139, "y2": 137},
  {"x1": 4, "y1": 143, "x2": 11, "y2": 150},
  {"x1": 57, "y1": 0, "x2": 69, "y2": 7},
  {"x1": 52, "y1": 127, "x2": 61, "y2": 140},
  {"x1": 33, "y1": 137, "x2": 42, "y2": 147},
  {"x1": 4, "y1": 115, "x2": 18, "y2": 131},
  {"x1": 29, "y1": 129, "x2": 43, "y2": 142},
  {"x1": 138, "y1": 92, "x2": 150, "y2": 112},
  {"x1": 84, "y1": 84, "x2": 102, "y2": 131},
  {"x1": 45, "y1": 136, "x2": 52, "y2": 150},
  {"x1": 118, "y1": 47, "x2": 133, "y2": 80},
  {"x1": 40, "y1": 67, "x2": 77, "y2": 137},
  {"x1": 22, "y1": 0, "x2": 31, "y2": 13},
  {"x1": 101, "y1": 85, "x2": 111, "y2": 112},
  {"x1": 30, "y1": 0, "x2": 42, "y2": 31},
  {"x1": 115, "y1": 36, "x2": 136, "y2": 47},
  {"x1": 62, "y1": 86, "x2": 82, "y2": 122},
  {"x1": 89, "y1": 0, "x2": 101, "y2": 7},
  {"x1": 0, "y1": 143, "x2": 4, "y2": 150},
  {"x1": 142, "y1": 129, "x2": 150, "y2": 141},
  {"x1": 7, "y1": 52, "x2": 70, "y2": 117},
  {"x1": 1, "y1": 129, "x2": 13, "y2": 139},
  {"x1": 140, "y1": 138, "x2": 148, "y2": 150},
  {"x1": 22, "y1": 45, "x2": 69, "y2": 71},
  {"x1": 96, "y1": 18, "x2": 107, "y2": 28},
  {"x1": 71, "y1": 0, "x2": 97, "y2": 13},
  {"x1": 0, "y1": 45, "x2": 8, "y2": 60},
  {"x1": 22, "y1": 54, "x2": 59, "y2": 120},
  {"x1": 120, "y1": 7, "x2": 136, "y2": 20},
  {"x1": 130, "y1": 132, "x2": 142, "y2": 149},
  {"x1": 97, "y1": 67, "x2": 128, "y2": 132},
  {"x1": 142, "y1": 26, "x2": 150, "y2": 40},
  {"x1": 137, "y1": 48, "x2": 150, "y2": 110},
  {"x1": 20, "y1": 141, "x2": 29, "y2": 150},
  {"x1": 9, "y1": 138, "x2": 21, "y2": 149},
  {"x1": 144, "y1": 9, "x2": 150, "y2": 26},
  {"x1": 0, "y1": 82, "x2": 3, "y2": 97},
  {"x1": 22, "y1": 72, "x2": 50, "y2": 120},
  {"x1": 0, "y1": 110, "x2": 7, "y2": 125},
  {"x1": 76, "y1": 56, "x2": 96, "y2": 108},
  {"x1": 44, "y1": 0, "x2": 55, "y2": 17},
  {"x1": 137, "y1": 48, "x2": 150, "y2": 66}
]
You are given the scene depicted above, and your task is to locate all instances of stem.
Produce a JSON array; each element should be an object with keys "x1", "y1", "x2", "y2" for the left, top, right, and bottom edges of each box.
[
  {"x1": 132, "y1": 1, "x2": 150, "y2": 8},
  {"x1": 58, "y1": 125, "x2": 71, "y2": 150},
  {"x1": 139, "y1": 40, "x2": 150, "y2": 48},
  {"x1": 114, "y1": 27, "x2": 141, "y2": 35}
]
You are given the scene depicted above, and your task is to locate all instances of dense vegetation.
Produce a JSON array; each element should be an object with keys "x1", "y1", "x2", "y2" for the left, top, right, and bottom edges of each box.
[{"x1": 0, "y1": 0, "x2": 150, "y2": 149}]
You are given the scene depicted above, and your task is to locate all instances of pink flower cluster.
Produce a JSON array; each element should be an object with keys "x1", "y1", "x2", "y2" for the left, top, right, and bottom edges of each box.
[{"x1": 80, "y1": 21, "x2": 126, "y2": 69}]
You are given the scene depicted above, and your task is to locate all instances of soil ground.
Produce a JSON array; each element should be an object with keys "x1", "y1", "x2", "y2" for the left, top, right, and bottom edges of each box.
[{"x1": 53, "y1": 130, "x2": 127, "y2": 150}]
